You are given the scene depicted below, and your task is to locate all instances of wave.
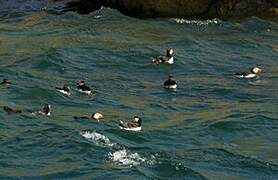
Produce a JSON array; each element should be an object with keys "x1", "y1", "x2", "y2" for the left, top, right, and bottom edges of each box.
[
  {"x1": 81, "y1": 131, "x2": 115, "y2": 147},
  {"x1": 171, "y1": 18, "x2": 220, "y2": 25},
  {"x1": 81, "y1": 131, "x2": 156, "y2": 167},
  {"x1": 108, "y1": 149, "x2": 147, "y2": 166}
]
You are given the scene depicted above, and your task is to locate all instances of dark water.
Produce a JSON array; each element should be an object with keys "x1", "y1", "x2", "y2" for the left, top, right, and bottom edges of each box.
[{"x1": 0, "y1": 4, "x2": 278, "y2": 179}]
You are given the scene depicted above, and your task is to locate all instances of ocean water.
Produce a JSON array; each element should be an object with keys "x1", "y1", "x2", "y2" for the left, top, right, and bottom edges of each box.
[{"x1": 0, "y1": 5, "x2": 278, "y2": 179}]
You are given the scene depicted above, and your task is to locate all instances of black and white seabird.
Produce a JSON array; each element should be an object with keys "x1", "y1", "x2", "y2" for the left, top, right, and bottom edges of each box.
[
  {"x1": 235, "y1": 67, "x2": 262, "y2": 79},
  {"x1": 119, "y1": 116, "x2": 142, "y2": 131},
  {"x1": 153, "y1": 48, "x2": 175, "y2": 65},
  {"x1": 74, "y1": 112, "x2": 103, "y2": 122},
  {"x1": 31, "y1": 104, "x2": 51, "y2": 116},
  {"x1": 76, "y1": 81, "x2": 92, "y2": 95},
  {"x1": 1, "y1": 79, "x2": 12, "y2": 85},
  {"x1": 164, "y1": 75, "x2": 177, "y2": 89},
  {"x1": 56, "y1": 85, "x2": 70, "y2": 96}
]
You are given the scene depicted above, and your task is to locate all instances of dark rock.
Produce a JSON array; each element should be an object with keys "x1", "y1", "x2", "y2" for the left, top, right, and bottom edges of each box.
[
  {"x1": 61, "y1": 0, "x2": 103, "y2": 14},
  {"x1": 61, "y1": 0, "x2": 277, "y2": 20},
  {"x1": 208, "y1": 0, "x2": 278, "y2": 20}
]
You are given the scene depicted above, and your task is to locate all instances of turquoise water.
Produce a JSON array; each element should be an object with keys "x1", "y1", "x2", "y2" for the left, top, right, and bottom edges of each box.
[{"x1": 0, "y1": 7, "x2": 278, "y2": 179}]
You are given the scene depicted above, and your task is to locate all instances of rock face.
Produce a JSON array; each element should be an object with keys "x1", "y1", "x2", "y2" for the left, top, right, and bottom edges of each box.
[
  {"x1": 53, "y1": 0, "x2": 277, "y2": 19},
  {"x1": 208, "y1": 0, "x2": 278, "y2": 19},
  {"x1": 103, "y1": 0, "x2": 214, "y2": 18}
]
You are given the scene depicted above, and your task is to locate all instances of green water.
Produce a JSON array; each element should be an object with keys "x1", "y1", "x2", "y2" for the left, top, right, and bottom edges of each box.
[{"x1": 0, "y1": 7, "x2": 278, "y2": 179}]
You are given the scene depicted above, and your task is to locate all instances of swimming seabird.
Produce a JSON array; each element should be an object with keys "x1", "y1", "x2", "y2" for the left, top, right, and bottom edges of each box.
[
  {"x1": 76, "y1": 81, "x2": 93, "y2": 95},
  {"x1": 74, "y1": 112, "x2": 103, "y2": 122},
  {"x1": 153, "y1": 48, "x2": 175, "y2": 65},
  {"x1": 31, "y1": 104, "x2": 51, "y2": 116},
  {"x1": 1, "y1": 79, "x2": 12, "y2": 85},
  {"x1": 119, "y1": 116, "x2": 142, "y2": 131},
  {"x1": 163, "y1": 75, "x2": 177, "y2": 89},
  {"x1": 56, "y1": 85, "x2": 71, "y2": 96},
  {"x1": 235, "y1": 67, "x2": 262, "y2": 79},
  {"x1": 3, "y1": 106, "x2": 22, "y2": 114}
]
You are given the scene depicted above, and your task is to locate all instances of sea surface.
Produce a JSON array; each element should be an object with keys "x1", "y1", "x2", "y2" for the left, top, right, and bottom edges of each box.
[{"x1": 0, "y1": 3, "x2": 278, "y2": 180}]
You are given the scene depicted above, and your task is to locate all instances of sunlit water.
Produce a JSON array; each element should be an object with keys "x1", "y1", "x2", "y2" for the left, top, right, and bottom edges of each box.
[{"x1": 0, "y1": 6, "x2": 278, "y2": 179}]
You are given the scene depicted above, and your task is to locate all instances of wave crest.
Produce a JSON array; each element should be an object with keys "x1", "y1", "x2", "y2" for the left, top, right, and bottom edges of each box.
[
  {"x1": 172, "y1": 18, "x2": 220, "y2": 25},
  {"x1": 108, "y1": 149, "x2": 146, "y2": 166},
  {"x1": 81, "y1": 131, "x2": 156, "y2": 167},
  {"x1": 81, "y1": 131, "x2": 115, "y2": 147}
]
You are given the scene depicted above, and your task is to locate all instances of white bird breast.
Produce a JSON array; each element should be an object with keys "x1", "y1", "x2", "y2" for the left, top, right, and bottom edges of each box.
[
  {"x1": 57, "y1": 89, "x2": 70, "y2": 96},
  {"x1": 165, "y1": 84, "x2": 177, "y2": 89},
  {"x1": 167, "y1": 57, "x2": 174, "y2": 64},
  {"x1": 244, "y1": 74, "x2": 256, "y2": 79},
  {"x1": 119, "y1": 126, "x2": 142, "y2": 132},
  {"x1": 78, "y1": 89, "x2": 92, "y2": 95}
]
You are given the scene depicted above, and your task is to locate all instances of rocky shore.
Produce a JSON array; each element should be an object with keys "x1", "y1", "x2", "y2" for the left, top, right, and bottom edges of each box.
[
  {"x1": 53, "y1": 0, "x2": 277, "y2": 20},
  {"x1": 3, "y1": 0, "x2": 276, "y2": 20}
]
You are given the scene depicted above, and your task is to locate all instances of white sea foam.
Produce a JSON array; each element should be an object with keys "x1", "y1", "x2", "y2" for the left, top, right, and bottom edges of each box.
[
  {"x1": 81, "y1": 131, "x2": 114, "y2": 147},
  {"x1": 108, "y1": 149, "x2": 146, "y2": 166},
  {"x1": 172, "y1": 18, "x2": 220, "y2": 25},
  {"x1": 81, "y1": 131, "x2": 156, "y2": 167}
]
